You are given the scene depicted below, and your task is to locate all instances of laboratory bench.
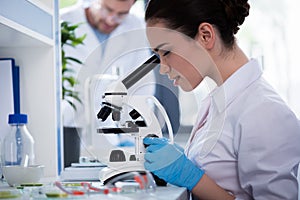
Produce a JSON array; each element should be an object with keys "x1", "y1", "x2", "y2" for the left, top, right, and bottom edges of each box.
[{"x1": 0, "y1": 178, "x2": 189, "y2": 200}]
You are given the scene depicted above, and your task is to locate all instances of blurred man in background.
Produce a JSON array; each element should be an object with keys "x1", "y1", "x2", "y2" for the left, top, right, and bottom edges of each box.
[{"x1": 60, "y1": 0, "x2": 155, "y2": 150}]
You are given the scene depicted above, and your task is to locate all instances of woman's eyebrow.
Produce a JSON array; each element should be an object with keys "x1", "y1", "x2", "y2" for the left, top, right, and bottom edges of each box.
[{"x1": 154, "y1": 43, "x2": 168, "y2": 52}]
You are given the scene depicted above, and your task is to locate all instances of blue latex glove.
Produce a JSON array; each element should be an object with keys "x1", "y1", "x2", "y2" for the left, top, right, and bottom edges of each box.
[{"x1": 143, "y1": 137, "x2": 204, "y2": 191}]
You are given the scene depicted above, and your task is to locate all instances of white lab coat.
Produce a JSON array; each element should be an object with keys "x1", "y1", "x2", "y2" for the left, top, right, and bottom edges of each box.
[
  {"x1": 186, "y1": 59, "x2": 300, "y2": 199},
  {"x1": 60, "y1": 2, "x2": 155, "y2": 154}
]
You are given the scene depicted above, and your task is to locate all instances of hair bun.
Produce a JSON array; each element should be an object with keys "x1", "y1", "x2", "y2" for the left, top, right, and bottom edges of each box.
[{"x1": 220, "y1": 0, "x2": 250, "y2": 34}]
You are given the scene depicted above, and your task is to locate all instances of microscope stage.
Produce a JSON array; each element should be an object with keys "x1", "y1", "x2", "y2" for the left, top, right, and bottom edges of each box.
[{"x1": 97, "y1": 127, "x2": 139, "y2": 134}]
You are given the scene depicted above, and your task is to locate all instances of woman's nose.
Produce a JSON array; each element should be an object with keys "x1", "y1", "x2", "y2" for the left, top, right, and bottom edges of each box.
[{"x1": 159, "y1": 62, "x2": 170, "y2": 75}]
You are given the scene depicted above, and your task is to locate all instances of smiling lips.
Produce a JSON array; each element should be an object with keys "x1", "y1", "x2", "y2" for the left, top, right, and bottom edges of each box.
[{"x1": 170, "y1": 75, "x2": 180, "y2": 85}]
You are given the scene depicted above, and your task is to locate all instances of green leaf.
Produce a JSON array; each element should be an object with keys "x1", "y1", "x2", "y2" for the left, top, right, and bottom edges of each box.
[
  {"x1": 65, "y1": 57, "x2": 83, "y2": 64},
  {"x1": 61, "y1": 20, "x2": 86, "y2": 110}
]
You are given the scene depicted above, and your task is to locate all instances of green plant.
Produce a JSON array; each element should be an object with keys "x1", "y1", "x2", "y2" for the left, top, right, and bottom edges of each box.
[{"x1": 61, "y1": 21, "x2": 86, "y2": 110}]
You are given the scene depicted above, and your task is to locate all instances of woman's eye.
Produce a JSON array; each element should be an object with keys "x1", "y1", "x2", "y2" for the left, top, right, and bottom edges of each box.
[{"x1": 162, "y1": 50, "x2": 170, "y2": 56}]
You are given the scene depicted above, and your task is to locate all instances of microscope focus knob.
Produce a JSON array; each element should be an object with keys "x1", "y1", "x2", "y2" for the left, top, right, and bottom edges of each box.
[{"x1": 143, "y1": 134, "x2": 159, "y2": 148}]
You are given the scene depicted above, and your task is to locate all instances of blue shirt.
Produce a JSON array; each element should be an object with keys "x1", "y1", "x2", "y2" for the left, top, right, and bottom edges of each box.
[{"x1": 92, "y1": 26, "x2": 109, "y2": 52}]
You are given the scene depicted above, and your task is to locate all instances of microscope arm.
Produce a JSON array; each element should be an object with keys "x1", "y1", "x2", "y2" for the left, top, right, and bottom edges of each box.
[{"x1": 147, "y1": 96, "x2": 174, "y2": 144}]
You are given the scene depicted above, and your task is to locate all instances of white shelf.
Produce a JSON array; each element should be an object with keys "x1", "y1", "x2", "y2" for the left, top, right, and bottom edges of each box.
[
  {"x1": 0, "y1": 16, "x2": 53, "y2": 47},
  {"x1": 0, "y1": 0, "x2": 60, "y2": 178},
  {"x1": 26, "y1": 0, "x2": 54, "y2": 15}
]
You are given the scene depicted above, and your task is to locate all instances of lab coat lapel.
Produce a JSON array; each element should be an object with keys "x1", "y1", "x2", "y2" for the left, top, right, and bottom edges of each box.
[{"x1": 186, "y1": 95, "x2": 212, "y2": 150}]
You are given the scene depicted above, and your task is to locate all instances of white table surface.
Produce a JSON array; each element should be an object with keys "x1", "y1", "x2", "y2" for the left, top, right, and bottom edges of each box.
[{"x1": 0, "y1": 178, "x2": 189, "y2": 200}]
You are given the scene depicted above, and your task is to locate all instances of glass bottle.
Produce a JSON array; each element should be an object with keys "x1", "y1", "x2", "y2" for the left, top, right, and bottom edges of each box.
[{"x1": 2, "y1": 114, "x2": 35, "y2": 166}]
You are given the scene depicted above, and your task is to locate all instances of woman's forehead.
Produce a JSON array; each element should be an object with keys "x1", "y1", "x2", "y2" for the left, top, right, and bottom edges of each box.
[{"x1": 146, "y1": 25, "x2": 191, "y2": 50}]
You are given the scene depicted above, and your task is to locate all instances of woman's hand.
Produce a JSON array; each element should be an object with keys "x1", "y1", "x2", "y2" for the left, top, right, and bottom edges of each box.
[{"x1": 143, "y1": 137, "x2": 204, "y2": 191}]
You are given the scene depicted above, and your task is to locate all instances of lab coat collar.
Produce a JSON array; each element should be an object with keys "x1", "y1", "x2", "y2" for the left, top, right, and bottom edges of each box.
[{"x1": 211, "y1": 59, "x2": 263, "y2": 113}]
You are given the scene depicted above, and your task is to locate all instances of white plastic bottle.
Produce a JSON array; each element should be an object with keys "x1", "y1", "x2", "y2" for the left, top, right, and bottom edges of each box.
[{"x1": 2, "y1": 114, "x2": 35, "y2": 167}]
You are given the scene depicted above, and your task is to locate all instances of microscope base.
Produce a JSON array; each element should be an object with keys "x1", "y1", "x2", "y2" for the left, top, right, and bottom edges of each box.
[{"x1": 99, "y1": 164, "x2": 146, "y2": 184}]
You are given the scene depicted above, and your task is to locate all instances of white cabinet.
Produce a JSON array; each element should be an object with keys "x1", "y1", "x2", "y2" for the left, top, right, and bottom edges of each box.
[{"x1": 0, "y1": 0, "x2": 61, "y2": 177}]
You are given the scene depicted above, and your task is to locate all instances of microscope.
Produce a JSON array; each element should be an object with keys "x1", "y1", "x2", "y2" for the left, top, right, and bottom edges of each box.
[{"x1": 96, "y1": 55, "x2": 174, "y2": 184}]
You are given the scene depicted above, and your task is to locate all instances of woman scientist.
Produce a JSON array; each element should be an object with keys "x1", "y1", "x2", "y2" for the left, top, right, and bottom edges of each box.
[{"x1": 143, "y1": 0, "x2": 300, "y2": 199}]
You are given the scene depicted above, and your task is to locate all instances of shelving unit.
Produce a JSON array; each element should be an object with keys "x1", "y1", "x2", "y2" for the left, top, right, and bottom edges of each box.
[{"x1": 0, "y1": 0, "x2": 61, "y2": 177}]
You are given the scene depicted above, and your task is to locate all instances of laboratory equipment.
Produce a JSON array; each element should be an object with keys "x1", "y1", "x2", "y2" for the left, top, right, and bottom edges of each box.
[
  {"x1": 96, "y1": 55, "x2": 174, "y2": 183},
  {"x1": 2, "y1": 66, "x2": 35, "y2": 168},
  {"x1": 2, "y1": 114, "x2": 35, "y2": 167},
  {"x1": 60, "y1": 162, "x2": 107, "y2": 181},
  {"x1": 2, "y1": 164, "x2": 44, "y2": 187}
]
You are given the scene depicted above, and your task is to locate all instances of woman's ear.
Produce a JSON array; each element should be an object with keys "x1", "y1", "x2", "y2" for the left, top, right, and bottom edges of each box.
[{"x1": 195, "y1": 23, "x2": 215, "y2": 50}]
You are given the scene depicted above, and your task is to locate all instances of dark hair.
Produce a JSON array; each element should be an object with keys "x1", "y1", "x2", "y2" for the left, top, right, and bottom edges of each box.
[{"x1": 145, "y1": 0, "x2": 250, "y2": 48}]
